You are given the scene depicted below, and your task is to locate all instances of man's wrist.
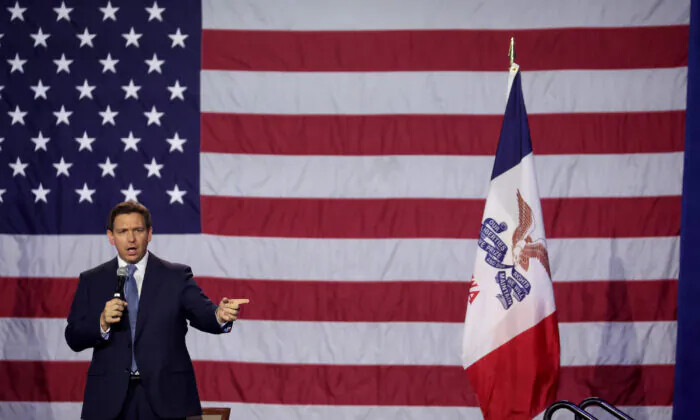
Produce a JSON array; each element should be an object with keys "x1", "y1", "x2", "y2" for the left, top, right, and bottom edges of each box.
[
  {"x1": 99, "y1": 318, "x2": 111, "y2": 339},
  {"x1": 215, "y1": 307, "x2": 231, "y2": 328},
  {"x1": 100, "y1": 313, "x2": 109, "y2": 332}
]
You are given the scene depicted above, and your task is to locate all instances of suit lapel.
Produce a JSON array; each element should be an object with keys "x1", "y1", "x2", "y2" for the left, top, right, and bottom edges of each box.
[
  {"x1": 134, "y1": 252, "x2": 165, "y2": 343},
  {"x1": 105, "y1": 258, "x2": 118, "y2": 291},
  {"x1": 102, "y1": 258, "x2": 119, "y2": 305}
]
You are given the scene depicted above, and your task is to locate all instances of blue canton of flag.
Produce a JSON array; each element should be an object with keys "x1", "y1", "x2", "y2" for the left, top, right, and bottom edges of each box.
[{"x1": 0, "y1": 0, "x2": 201, "y2": 234}]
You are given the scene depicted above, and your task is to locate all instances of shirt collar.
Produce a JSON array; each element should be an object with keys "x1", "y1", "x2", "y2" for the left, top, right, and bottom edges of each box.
[{"x1": 117, "y1": 251, "x2": 149, "y2": 274}]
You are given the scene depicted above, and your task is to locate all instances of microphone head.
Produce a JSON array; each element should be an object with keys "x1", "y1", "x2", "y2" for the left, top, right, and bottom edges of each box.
[{"x1": 115, "y1": 266, "x2": 128, "y2": 299}]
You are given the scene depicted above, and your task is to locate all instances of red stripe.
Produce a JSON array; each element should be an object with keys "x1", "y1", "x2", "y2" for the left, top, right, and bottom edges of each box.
[
  {"x1": 553, "y1": 280, "x2": 678, "y2": 323},
  {"x1": 201, "y1": 112, "x2": 685, "y2": 155},
  {"x1": 0, "y1": 361, "x2": 88, "y2": 402},
  {"x1": 467, "y1": 314, "x2": 560, "y2": 418},
  {"x1": 0, "y1": 276, "x2": 677, "y2": 323},
  {"x1": 202, "y1": 27, "x2": 688, "y2": 71},
  {"x1": 0, "y1": 361, "x2": 674, "y2": 406},
  {"x1": 557, "y1": 365, "x2": 674, "y2": 407},
  {"x1": 0, "y1": 277, "x2": 78, "y2": 319},
  {"x1": 201, "y1": 196, "x2": 681, "y2": 238},
  {"x1": 201, "y1": 278, "x2": 677, "y2": 323},
  {"x1": 543, "y1": 196, "x2": 680, "y2": 239}
]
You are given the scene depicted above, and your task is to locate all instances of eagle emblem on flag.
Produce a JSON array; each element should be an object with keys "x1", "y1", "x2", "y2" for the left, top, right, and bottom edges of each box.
[{"x1": 512, "y1": 190, "x2": 552, "y2": 279}]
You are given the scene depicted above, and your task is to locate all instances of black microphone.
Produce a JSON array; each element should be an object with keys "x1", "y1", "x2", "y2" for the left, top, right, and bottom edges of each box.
[{"x1": 115, "y1": 266, "x2": 128, "y2": 300}]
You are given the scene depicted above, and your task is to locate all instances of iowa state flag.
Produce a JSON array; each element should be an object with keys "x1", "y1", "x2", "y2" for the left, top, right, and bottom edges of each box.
[{"x1": 461, "y1": 65, "x2": 560, "y2": 419}]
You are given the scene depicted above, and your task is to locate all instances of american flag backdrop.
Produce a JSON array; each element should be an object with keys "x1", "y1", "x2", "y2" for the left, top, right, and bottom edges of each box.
[{"x1": 0, "y1": 0, "x2": 689, "y2": 419}]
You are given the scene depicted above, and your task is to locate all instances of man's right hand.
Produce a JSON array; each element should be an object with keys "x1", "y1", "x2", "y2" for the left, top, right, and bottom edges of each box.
[{"x1": 100, "y1": 298, "x2": 127, "y2": 331}]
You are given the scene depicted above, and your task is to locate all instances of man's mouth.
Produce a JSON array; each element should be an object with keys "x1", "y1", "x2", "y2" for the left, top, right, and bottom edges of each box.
[{"x1": 126, "y1": 246, "x2": 138, "y2": 255}]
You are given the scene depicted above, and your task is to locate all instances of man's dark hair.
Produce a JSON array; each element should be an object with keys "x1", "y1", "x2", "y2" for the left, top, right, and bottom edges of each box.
[{"x1": 107, "y1": 201, "x2": 153, "y2": 231}]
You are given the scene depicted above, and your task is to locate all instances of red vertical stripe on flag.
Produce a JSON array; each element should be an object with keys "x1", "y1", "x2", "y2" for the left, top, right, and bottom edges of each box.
[{"x1": 466, "y1": 313, "x2": 561, "y2": 418}]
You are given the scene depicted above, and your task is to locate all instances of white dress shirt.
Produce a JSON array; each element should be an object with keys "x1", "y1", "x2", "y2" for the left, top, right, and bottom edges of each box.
[
  {"x1": 117, "y1": 252, "x2": 149, "y2": 297},
  {"x1": 100, "y1": 253, "x2": 149, "y2": 337}
]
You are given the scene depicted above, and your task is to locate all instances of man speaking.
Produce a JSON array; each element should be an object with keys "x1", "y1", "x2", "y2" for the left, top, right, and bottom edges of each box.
[{"x1": 65, "y1": 201, "x2": 248, "y2": 419}]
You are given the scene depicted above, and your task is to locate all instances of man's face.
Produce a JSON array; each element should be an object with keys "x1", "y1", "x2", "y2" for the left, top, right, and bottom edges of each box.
[{"x1": 107, "y1": 212, "x2": 152, "y2": 264}]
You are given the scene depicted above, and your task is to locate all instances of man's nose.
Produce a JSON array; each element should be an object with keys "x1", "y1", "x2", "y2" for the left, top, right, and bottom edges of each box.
[{"x1": 127, "y1": 232, "x2": 136, "y2": 242}]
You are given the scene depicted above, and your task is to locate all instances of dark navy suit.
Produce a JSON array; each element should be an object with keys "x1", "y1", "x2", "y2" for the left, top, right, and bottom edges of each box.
[{"x1": 65, "y1": 253, "x2": 227, "y2": 420}]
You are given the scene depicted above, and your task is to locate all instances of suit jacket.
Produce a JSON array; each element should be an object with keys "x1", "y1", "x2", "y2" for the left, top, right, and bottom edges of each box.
[{"x1": 65, "y1": 253, "x2": 228, "y2": 420}]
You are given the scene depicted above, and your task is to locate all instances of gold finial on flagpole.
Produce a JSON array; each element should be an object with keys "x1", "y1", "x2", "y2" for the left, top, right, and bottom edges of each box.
[{"x1": 508, "y1": 37, "x2": 516, "y2": 68}]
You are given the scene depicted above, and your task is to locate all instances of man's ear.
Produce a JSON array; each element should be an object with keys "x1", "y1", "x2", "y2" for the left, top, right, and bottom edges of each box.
[
  {"x1": 147, "y1": 227, "x2": 153, "y2": 243},
  {"x1": 107, "y1": 230, "x2": 116, "y2": 246}
]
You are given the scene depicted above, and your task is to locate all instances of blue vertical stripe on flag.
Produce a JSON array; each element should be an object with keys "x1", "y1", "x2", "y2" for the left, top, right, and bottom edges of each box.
[{"x1": 490, "y1": 72, "x2": 533, "y2": 181}]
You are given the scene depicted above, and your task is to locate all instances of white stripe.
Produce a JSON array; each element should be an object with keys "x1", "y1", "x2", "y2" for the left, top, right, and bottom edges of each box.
[
  {"x1": 2, "y1": 318, "x2": 676, "y2": 366},
  {"x1": 201, "y1": 68, "x2": 686, "y2": 115},
  {"x1": 537, "y1": 153, "x2": 683, "y2": 198},
  {"x1": 0, "y1": 402, "x2": 670, "y2": 420},
  {"x1": 200, "y1": 152, "x2": 683, "y2": 198},
  {"x1": 0, "y1": 402, "x2": 483, "y2": 420},
  {"x1": 203, "y1": 0, "x2": 689, "y2": 30},
  {"x1": 594, "y1": 406, "x2": 672, "y2": 420},
  {"x1": 0, "y1": 235, "x2": 679, "y2": 282},
  {"x1": 213, "y1": 403, "x2": 483, "y2": 420},
  {"x1": 0, "y1": 402, "x2": 82, "y2": 420},
  {"x1": 561, "y1": 322, "x2": 677, "y2": 366}
]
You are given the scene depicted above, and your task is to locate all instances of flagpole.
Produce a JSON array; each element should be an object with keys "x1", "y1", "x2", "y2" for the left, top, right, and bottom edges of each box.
[
  {"x1": 508, "y1": 37, "x2": 516, "y2": 69},
  {"x1": 506, "y1": 37, "x2": 519, "y2": 95}
]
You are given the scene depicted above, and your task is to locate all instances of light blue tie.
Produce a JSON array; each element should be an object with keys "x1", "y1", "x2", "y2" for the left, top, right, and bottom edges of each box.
[{"x1": 125, "y1": 264, "x2": 139, "y2": 373}]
